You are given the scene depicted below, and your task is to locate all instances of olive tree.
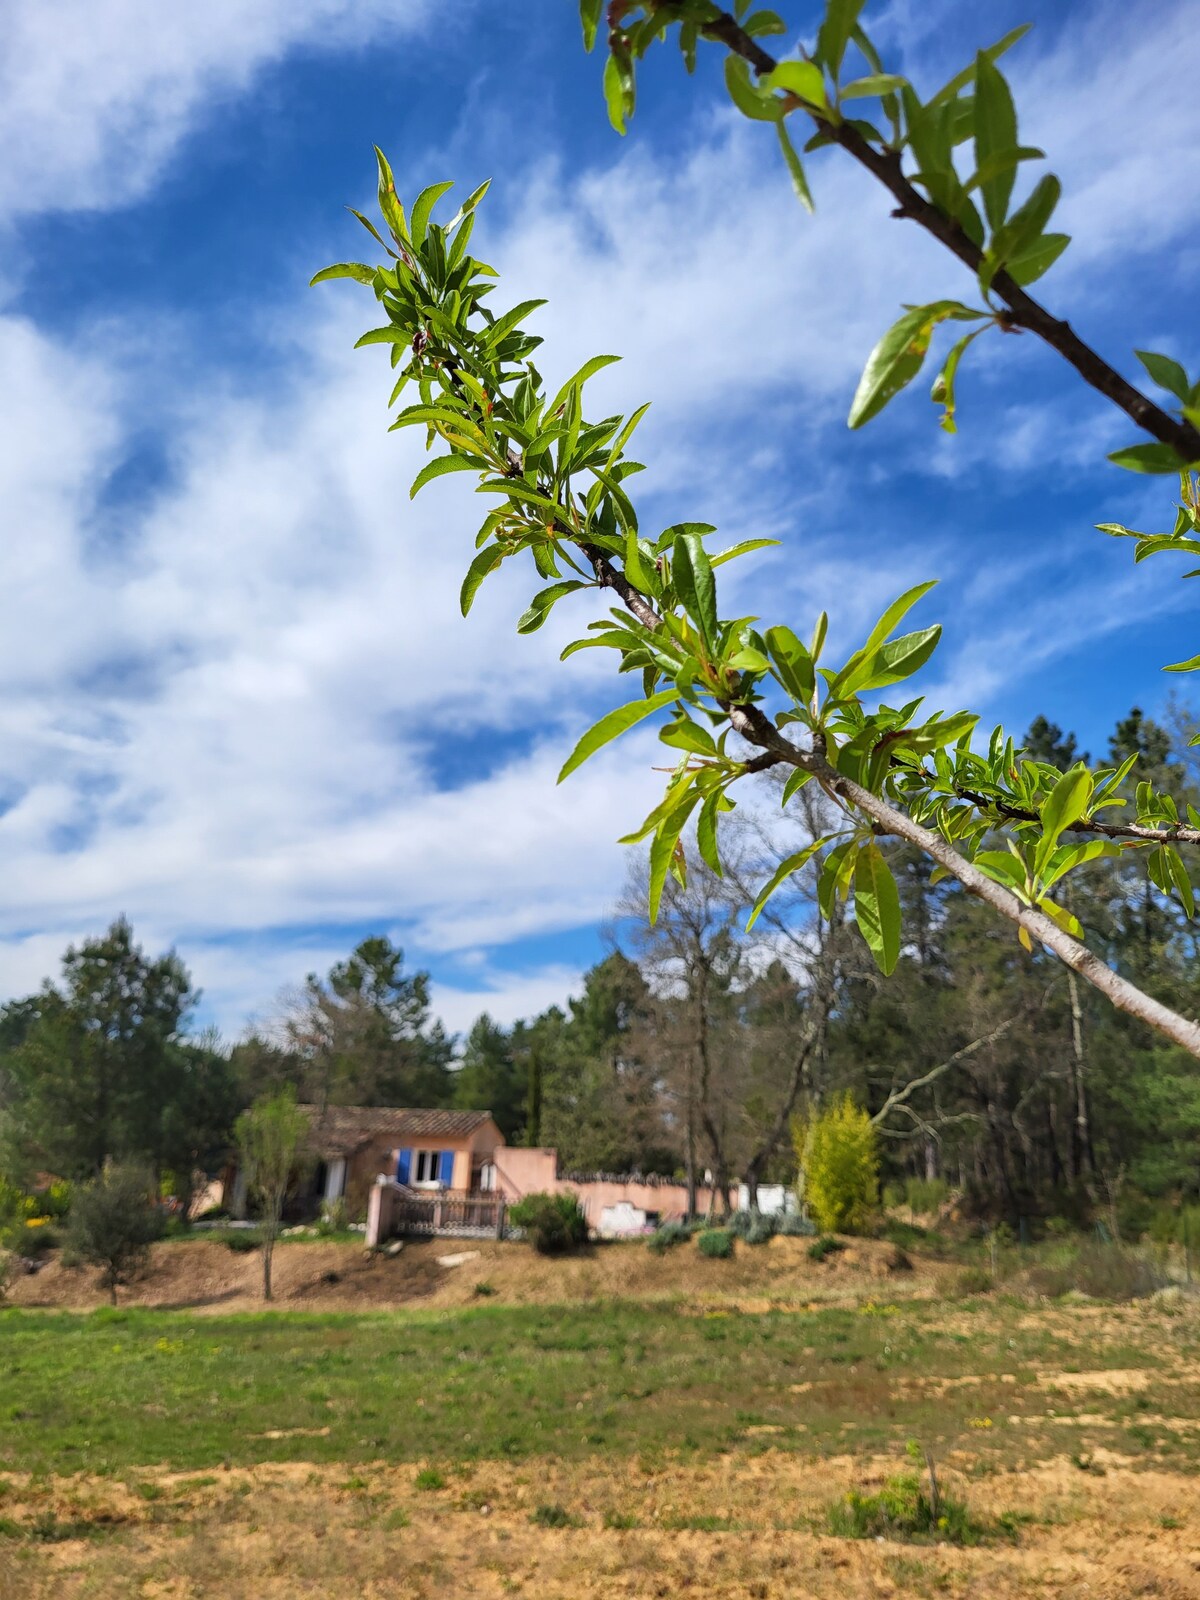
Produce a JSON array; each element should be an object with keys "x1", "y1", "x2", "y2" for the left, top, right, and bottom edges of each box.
[{"x1": 314, "y1": 2, "x2": 1200, "y2": 1057}]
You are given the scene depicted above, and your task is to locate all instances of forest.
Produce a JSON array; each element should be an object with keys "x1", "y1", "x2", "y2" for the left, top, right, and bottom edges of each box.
[{"x1": 2, "y1": 701, "x2": 1198, "y2": 1237}]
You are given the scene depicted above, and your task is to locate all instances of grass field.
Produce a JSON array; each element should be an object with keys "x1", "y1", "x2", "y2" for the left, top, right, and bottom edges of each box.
[{"x1": 2, "y1": 1269, "x2": 1200, "y2": 1597}]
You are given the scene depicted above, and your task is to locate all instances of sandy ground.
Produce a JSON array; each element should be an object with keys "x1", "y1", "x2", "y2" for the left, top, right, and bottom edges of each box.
[
  {"x1": 4, "y1": 1450, "x2": 1200, "y2": 1599},
  {"x1": 7, "y1": 1232, "x2": 936, "y2": 1313}
]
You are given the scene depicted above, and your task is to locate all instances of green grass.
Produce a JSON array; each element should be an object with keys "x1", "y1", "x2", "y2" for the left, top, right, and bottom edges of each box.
[{"x1": 0, "y1": 1298, "x2": 1195, "y2": 1478}]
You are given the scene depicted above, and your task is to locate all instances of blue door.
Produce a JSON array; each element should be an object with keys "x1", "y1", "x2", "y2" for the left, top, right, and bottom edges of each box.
[
  {"x1": 396, "y1": 1148, "x2": 411, "y2": 1185},
  {"x1": 438, "y1": 1150, "x2": 455, "y2": 1187}
]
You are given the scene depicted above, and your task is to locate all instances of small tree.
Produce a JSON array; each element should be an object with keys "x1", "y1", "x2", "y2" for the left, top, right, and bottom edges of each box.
[
  {"x1": 234, "y1": 1088, "x2": 311, "y2": 1301},
  {"x1": 65, "y1": 1166, "x2": 164, "y2": 1305},
  {"x1": 796, "y1": 1093, "x2": 880, "y2": 1235}
]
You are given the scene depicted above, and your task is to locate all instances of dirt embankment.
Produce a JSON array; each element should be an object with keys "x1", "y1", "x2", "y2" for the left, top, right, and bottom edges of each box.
[{"x1": 6, "y1": 1232, "x2": 936, "y2": 1314}]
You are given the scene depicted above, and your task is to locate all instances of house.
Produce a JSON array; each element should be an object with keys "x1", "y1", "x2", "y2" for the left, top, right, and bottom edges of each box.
[{"x1": 226, "y1": 1105, "x2": 505, "y2": 1221}]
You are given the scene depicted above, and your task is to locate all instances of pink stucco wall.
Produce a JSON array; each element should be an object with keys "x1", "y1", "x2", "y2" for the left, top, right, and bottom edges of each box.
[{"x1": 490, "y1": 1146, "x2": 713, "y2": 1226}]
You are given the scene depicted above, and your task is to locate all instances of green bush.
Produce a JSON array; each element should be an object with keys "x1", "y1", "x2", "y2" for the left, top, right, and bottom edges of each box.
[
  {"x1": 318, "y1": 1197, "x2": 349, "y2": 1236},
  {"x1": 222, "y1": 1230, "x2": 262, "y2": 1253},
  {"x1": 794, "y1": 1093, "x2": 880, "y2": 1235},
  {"x1": 1025, "y1": 1241, "x2": 1165, "y2": 1302},
  {"x1": 726, "y1": 1210, "x2": 777, "y2": 1245},
  {"x1": 697, "y1": 1228, "x2": 734, "y2": 1259},
  {"x1": 955, "y1": 1266, "x2": 994, "y2": 1297},
  {"x1": 828, "y1": 1473, "x2": 982, "y2": 1545},
  {"x1": 775, "y1": 1212, "x2": 817, "y2": 1237},
  {"x1": 508, "y1": 1192, "x2": 588, "y2": 1255},
  {"x1": 64, "y1": 1166, "x2": 165, "y2": 1304},
  {"x1": 647, "y1": 1219, "x2": 693, "y2": 1254},
  {"x1": 807, "y1": 1234, "x2": 845, "y2": 1263}
]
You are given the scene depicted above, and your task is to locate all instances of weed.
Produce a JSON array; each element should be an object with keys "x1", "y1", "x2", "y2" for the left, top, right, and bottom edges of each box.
[
  {"x1": 808, "y1": 1235, "x2": 845, "y2": 1263},
  {"x1": 955, "y1": 1267, "x2": 994, "y2": 1297},
  {"x1": 530, "y1": 1503, "x2": 580, "y2": 1528},
  {"x1": 414, "y1": 1468, "x2": 445, "y2": 1492},
  {"x1": 473, "y1": 1281, "x2": 496, "y2": 1297},
  {"x1": 383, "y1": 1507, "x2": 411, "y2": 1530},
  {"x1": 602, "y1": 1509, "x2": 639, "y2": 1529},
  {"x1": 828, "y1": 1473, "x2": 985, "y2": 1545}
]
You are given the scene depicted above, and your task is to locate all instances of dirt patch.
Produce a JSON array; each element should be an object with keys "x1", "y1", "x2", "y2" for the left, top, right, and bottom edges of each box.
[
  {"x1": 4, "y1": 1452, "x2": 1200, "y2": 1599},
  {"x1": 6, "y1": 1232, "x2": 949, "y2": 1314}
]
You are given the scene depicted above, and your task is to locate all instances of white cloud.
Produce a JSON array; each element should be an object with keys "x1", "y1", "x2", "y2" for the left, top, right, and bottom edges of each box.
[
  {"x1": 0, "y1": 0, "x2": 437, "y2": 226},
  {"x1": 1, "y1": 0, "x2": 1198, "y2": 1038}
]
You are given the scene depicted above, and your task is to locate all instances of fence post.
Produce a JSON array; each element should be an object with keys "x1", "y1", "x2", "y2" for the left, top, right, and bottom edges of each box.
[{"x1": 497, "y1": 1199, "x2": 506, "y2": 1240}]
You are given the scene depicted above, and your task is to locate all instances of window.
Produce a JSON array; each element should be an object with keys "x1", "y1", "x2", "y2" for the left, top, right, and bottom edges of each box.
[{"x1": 413, "y1": 1150, "x2": 442, "y2": 1185}]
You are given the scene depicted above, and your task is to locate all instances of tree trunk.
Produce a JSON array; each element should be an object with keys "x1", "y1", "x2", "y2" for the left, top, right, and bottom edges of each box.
[{"x1": 263, "y1": 1239, "x2": 273, "y2": 1302}]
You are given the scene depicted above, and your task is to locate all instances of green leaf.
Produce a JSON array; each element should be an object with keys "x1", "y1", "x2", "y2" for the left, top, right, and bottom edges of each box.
[
  {"x1": 346, "y1": 206, "x2": 396, "y2": 257},
  {"x1": 1163, "y1": 653, "x2": 1200, "y2": 673},
  {"x1": 747, "y1": 839, "x2": 826, "y2": 931},
  {"x1": 816, "y1": 0, "x2": 866, "y2": 76},
  {"x1": 1108, "y1": 442, "x2": 1190, "y2": 475},
  {"x1": 672, "y1": 533, "x2": 719, "y2": 648},
  {"x1": 930, "y1": 326, "x2": 987, "y2": 432},
  {"x1": 648, "y1": 789, "x2": 702, "y2": 922},
  {"x1": 973, "y1": 51, "x2": 1019, "y2": 231},
  {"x1": 354, "y1": 326, "x2": 411, "y2": 349},
  {"x1": 548, "y1": 355, "x2": 621, "y2": 418},
  {"x1": 711, "y1": 538, "x2": 779, "y2": 568},
  {"x1": 580, "y1": 0, "x2": 603, "y2": 52},
  {"x1": 926, "y1": 25, "x2": 1030, "y2": 112},
  {"x1": 410, "y1": 455, "x2": 478, "y2": 498},
  {"x1": 724, "y1": 55, "x2": 781, "y2": 122},
  {"x1": 310, "y1": 262, "x2": 377, "y2": 287},
  {"x1": 987, "y1": 175, "x2": 1060, "y2": 278},
  {"x1": 975, "y1": 850, "x2": 1028, "y2": 891},
  {"x1": 1006, "y1": 231, "x2": 1069, "y2": 286},
  {"x1": 835, "y1": 625, "x2": 941, "y2": 696},
  {"x1": 484, "y1": 298, "x2": 548, "y2": 350},
  {"x1": 557, "y1": 688, "x2": 680, "y2": 783},
  {"x1": 775, "y1": 119, "x2": 815, "y2": 212},
  {"x1": 409, "y1": 181, "x2": 455, "y2": 249},
  {"x1": 853, "y1": 842, "x2": 902, "y2": 975},
  {"x1": 696, "y1": 791, "x2": 725, "y2": 876},
  {"x1": 863, "y1": 581, "x2": 938, "y2": 655},
  {"x1": 765, "y1": 626, "x2": 815, "y2": 703},
  {"x1": 660, "y1": 715, "x2": 718, "y2": 757},
  {"x1": 781, "y1": 766, "x2": 813, "y2": 804},
  {"x1": 763, "y1": 60, "x2": 827, "y2": 108},
  {"x1": 460, "y1": 543, "x2": 506, "y2": 616},
  {"x1": 1036, "y1": 766, "x2": 1093, "y2": 873},
  {"x1": 1136, "y1": 350, "x2": 1191, "y2": 405},
  {"x1": 840, "y1": 72, "x2": 907, "y2": 100},
  {"x1": 374, "y1": 147, "x2": 408, "y2": 243},
  {"x1": 1039, "y1": 897, "x2": 1084, "y2": 941},
  {"x1": 604, "y1": 45, "x2": 636, "y2": 135},
  {"x1": 849, "y1": 302, "x2": 986, "y2": 429},
  {"x1": 1166, "y1": 845, "x2": 1196, "y2": 917},
  {"x1": 517, "y1": 581, "x2": 587, "y2": 635}
]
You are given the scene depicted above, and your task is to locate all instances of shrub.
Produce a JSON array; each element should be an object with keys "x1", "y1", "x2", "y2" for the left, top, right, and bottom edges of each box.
[
  {"x1": 414, "y1": 1468, "x2": 445, "y2": 1491},
  {"x1": 64, "y1": 1166, "x2": 165, "y2": 1304},
  {"x1": 828, "y1": 1473, "x2": 982, "y2": 1545},
  {"x1": 775, "y1": 1212, "x2": 817, "y2": 1237},
  {"x1": 508, "y1": 1192, "x2": 588, "y2": 1255},
  {"x1": 726, "y1": 1210, "x2": 777, "y2": 1245},
  {"x1": 318, "y1": 1197, "x2": 349, "y2": 1236},
  {"x1": 223, "y1": 1230, "x2": 262, "y2": 1253},
  {"x1": 794, "y1": 1093, "x2": 880, "y2": 1235},
  {"x1": 1025, "y1": 1241, "x2": 1166, "y2": 1302},
  {"x1": 955, "y1": 1266, "x2": 994, "y2": 1297},
  {"x1": 531, "y1": 1503, "x2": 580, "y2": 1528},
  {"x1": 697, "y1": 1228, "x2": 734, "y2": 1259},
  {"x1": 807, "y1": 1234, "x2": 845, "y2": 1263}
]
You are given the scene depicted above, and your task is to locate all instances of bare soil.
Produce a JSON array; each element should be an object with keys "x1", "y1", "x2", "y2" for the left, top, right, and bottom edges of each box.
[
  {"x1": 7, "y1": 1231, "x2": 940, "y2": 1314},
  {"x1": 4, "y1": 1451, "x2": 1200, "y2": 1599}
]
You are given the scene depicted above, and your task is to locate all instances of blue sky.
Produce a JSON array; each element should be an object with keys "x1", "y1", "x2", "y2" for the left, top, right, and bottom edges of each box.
[{"x1": 1, "y1": 0, "x2": 1198, "y2": 1041}]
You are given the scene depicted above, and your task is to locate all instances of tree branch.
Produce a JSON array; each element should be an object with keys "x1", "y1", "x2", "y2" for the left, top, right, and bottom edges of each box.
[
  {"x1": 870, "y1": 1014, "x2": 1022, "y2": 1128},
  {"x1": 725, "y1": 701, "x2": 1200, "y2": 1058},
  {"x1": 694, "y1": 8, "x2": 1200, "y2": 461}
]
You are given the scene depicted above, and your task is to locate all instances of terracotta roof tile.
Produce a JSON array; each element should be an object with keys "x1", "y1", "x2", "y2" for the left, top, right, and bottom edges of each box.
[{"x1": 299, "y1": 1105, "x2": 495, "y2": 1158}]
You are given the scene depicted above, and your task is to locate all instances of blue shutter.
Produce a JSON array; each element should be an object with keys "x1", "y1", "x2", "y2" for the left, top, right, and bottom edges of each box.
[
  {"x1": 439, "y1": 1149, "x2": 454, "y2": 1187},
  {"x1": 396, "y1": 1148, "x2": 411, "y2": 1185}
]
